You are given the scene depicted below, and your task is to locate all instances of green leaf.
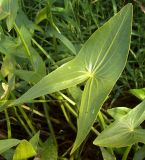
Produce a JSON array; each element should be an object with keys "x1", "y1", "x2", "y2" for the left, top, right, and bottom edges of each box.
[
  {"x1": 129, "y1": 88, "x2": 145, "y2": 100},
  {"x1": 71, "y1": 3, "x2": 132, "y2": 153},
  {"x1": 14, "y1": 70, "x2": 43, "y2": 84},
  {"x1": 16, "y1": 10, "x2": 42, "y2": 33},
  {"x1": 35, "y1": 7, "x2": 48, "y2": 24},
  {"x1": 11, "y1": 59, "x2": 89, "y2": 105},
  {"x1": 40, "y1": 136, "x2": 58, "y2": 160},
  {"x1": 14, "y1": 26, "x2": 46, "y2": 82},
  {"x1": 133, "y1": 145, "x2": 145, "y2": 160},
  {"x1": 13, "y1": 140, "x2": 36, "y2": 160},
  {"x1": 0, "y1": 0, "x2": 10, "y2": 20},
  {"x1": 11, "y1": 3, "x2": 132, "y2": 153},
  {"x1": 0, "y1": 139, "x2": 20, "y2": 154},
  {"x1": 29, "y1": 131, "x2": 40, "y2": 152},
  {"x1": 107, "y1": 107, "x2": 131, "y2": 120},
  {"x1": 1, "y1": 148, "x2": 15, "y2": 160},
  {"x1": 93, "y1": 100, "x2": 145, "y2": 147},
  {"x1": 69, "y1": 86, "x2": 82, "y2": 106},
  {"x1": 0, "y1": 0, "x2": 19, "y2": 31},
  {"x1": 100, "y1": 147, "x2": 116, "y2": 160},
  {"x1": 52, "y1": 31, "x2": 76, "y2": 55}
]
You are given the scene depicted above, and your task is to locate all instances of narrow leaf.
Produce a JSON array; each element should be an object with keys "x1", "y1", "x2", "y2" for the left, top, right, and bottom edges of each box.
[
  {"x1": 53, "y1": 31, "x2": 76, "y2": 55},
  {"x1": 12, "y1": 59, "x2": 89, "y2": 105},
  {"x1": 0, "y1": 139, "x2": 20, "y2": 154}
]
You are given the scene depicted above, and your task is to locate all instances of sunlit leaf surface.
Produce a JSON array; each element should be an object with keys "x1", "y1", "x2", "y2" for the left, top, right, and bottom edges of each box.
[
  {"x1": 12, "y1": 3, "x2": 132, "y2": 153},
  {"x1": 13, "y1": 140, "x2": 36, "y2": 160},
  {"x1": 94, "y1": 100, "x2": 145, "y2": 147}
]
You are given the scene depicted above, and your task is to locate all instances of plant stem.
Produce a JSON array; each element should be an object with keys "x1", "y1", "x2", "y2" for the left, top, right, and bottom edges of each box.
[
  {"x1": 32, "y1": 38, "x2": 57, "y2": 68},
  {"x1": 4, "y1": 109, "x2": 11, "y2": 138},
  {"x1": 13, "y1": 107, "x2": 32, "y2": 137},
  {"x1": 122, "y1": 146, "x2": 132, "y2": 160},
  {"x1": 58, "y1": 92, "x2": 76, "y2": 106},
  {"x1": 60, "y1": 103, "x2": 76, "y2": 131},
  {"x1": 18, "y1": 106, "x2": 36, "y2": 135},
  {"x1": 14, "y1": 23, "x2": 34, "y2": 70},
  {"x1": 98, "y1": 111, "x2": 106, "y2": 130},
  {"x1": 42, "y1": 98, "x2": 57, "y2": 146},
  {"x1": 14, "y1": 23, "x2": 31, "y2": 58}
]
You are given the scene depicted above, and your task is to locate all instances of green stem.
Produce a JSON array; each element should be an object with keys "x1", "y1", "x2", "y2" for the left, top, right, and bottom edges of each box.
[
  {"x1": 18, "y1": 107, "x2": 36, "y2": 135},
  {"x1": 57, "y1": 95, "x2": 99, "y2": 135},
  {"x1": 14, "y1": 107, "x2": 32, "y2": 137},
  {"x1": 14, "y1": 23, "x2": 31, "y2": 57},
  {"x1": 98, "y1": 111, "x2": 115, "y2": 156},
  {"x1": 122, "y1": 146, "x2": 132, "y2": 160},
  {"x1": 42, "y1": 98, "x2": 57, "y2": 146},
  {"x1": 98, "y1": 111, "x2": 106, "y2": 130},
  {"x1": 64, "y1": 102, "x2": 77, "y2": 118},
  {"x1": 32, "y1": 38, "x2": 57, "y2": 68},
  {"x1": 60, "y1": 102, "x2": 76, "y2": 131},
  {"x1": 4, "y1": 109, "x2": 11, "y2": 138},
  {"x1": 111, "y1": 0, "x2": 117, "y2": 14},
  {"x1": 58, "y1": 92, "x2": 76, "y2": 106},
  {"x1": 14, "y1": 23, "x2": 34, "y2": 70}
]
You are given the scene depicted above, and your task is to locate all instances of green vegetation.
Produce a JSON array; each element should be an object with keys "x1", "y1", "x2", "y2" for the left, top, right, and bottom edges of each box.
[{"x1": 0, "y1": 1, "x2": 145, "y2": 160}]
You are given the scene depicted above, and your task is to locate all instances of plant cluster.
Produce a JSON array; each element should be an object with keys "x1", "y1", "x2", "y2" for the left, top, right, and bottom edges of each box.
[{"x1": 0, "y1": 0, "x2": 145, "y2": 160}]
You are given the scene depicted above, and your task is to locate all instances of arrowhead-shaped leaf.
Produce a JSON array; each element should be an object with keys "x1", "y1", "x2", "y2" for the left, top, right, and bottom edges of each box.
[
  {"x1": 11, "y1": 3, "x2": 132, "y2": 153},
  {"x1": 71, "y1": 3, "x2": 132, "y2": 153},
  {"x1": 93, "y1": 100, "x2": 145, "y2": 147}
]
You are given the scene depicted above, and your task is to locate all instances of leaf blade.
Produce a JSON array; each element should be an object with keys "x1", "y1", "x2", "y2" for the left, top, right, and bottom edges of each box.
[
  {"x1": 12, "y1": 59, "x2": 89, "y2": 105},
  {"x1": 0, "y1": 139, "x2": 20, "y2": 154},
  {"x1": 93, "y1": 100, "x2": 145, "y2": 147},
  {"x1": 71, "y1": 3, "x2": 133, "y2": 153}
]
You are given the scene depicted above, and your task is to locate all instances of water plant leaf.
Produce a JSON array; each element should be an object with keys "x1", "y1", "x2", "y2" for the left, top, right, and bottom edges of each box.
[
  {"x1": 16, "y1": 10, "x2": 42, "y2": 33},
  {"x1": 107, "y1": 107, "x2": 131, "y2": 120},
  {"x1": 71, "y1": 3, "x2": 132, "y2": 153},
  {"x1": 100, "y1": 147, "x2": 116, "y2": 160},
  {"x1": 35, "y1": 7, "x2": 48, "y2": 24},
  {"x1": 52, "y1": 31, "x2": 76, "y2": 55},
  {"x1": 129, "y1": 88, "x2": 145, "y2": 100},
  {"x1": 13, "y1": 140, "x2": 36, "y2": 160},
  {"x1": 0, "y1": 139, "x2": 20, "y2": 154},
  {"x1": 12, "y1": 3, "x2": 132, "y2": 153},
  {"x1": 0, "y1": 0, "x2": 19, "y2": 31},
  {"x1": 29, "y1": 131, "x2": 40, "y2": 152},
  {"x1": 40, "y1": 136, "x2": 58, "y2": 160},
  {"x1": 133, "y1": 145, "x2": 145, "y2": 160},
  {"x1": 93, "y1": 100, "x2": 145, "y2": 147},
  {"x1": 12, "y1": 59, "x2": 89, "y2": 105}
]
